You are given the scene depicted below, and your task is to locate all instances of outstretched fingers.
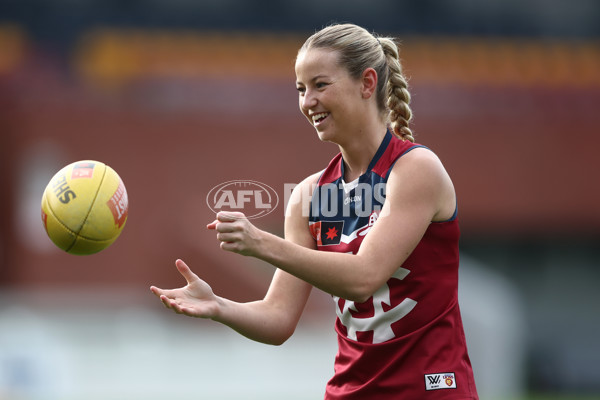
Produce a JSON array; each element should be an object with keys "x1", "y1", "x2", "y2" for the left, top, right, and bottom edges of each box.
[
  {"x1": 149, "y1": 287, "x2": 178, "y2": 308},
  {"x1": 158, "y1": 293, "x2": 209, "y2": 318},
  {"x1": 149, "y1": 285, "x2": 173, "y2": 299},
  {"x1": 159, "y1": 294, "x2": 187, "y2": 314}
]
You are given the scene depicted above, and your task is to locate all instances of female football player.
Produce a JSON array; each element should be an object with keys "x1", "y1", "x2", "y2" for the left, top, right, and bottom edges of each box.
[{"x1": 151, "y1": 23, "x2": 478, "y2": 399}]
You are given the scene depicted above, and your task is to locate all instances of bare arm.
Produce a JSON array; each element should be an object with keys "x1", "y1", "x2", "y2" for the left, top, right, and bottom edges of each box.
[
  {"x1": 150, "y1": 174, "x2": 319, "y2": 345},
  {"x1": 212, "y1": 148, "x2": 456, "y2": 303}
]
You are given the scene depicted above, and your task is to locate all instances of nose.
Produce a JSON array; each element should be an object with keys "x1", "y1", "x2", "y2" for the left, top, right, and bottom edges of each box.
[{"x1": 300, "y1": 89, "x2": 318, "y2": 112}]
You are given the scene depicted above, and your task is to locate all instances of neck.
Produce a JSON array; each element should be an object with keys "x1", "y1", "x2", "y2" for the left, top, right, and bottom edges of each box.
[{"x1": 339, "y1": 127, "x2": 387, "y2": 182}]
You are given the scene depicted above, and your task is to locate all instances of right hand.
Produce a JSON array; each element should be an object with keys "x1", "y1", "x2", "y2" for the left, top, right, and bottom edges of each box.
[{"x1": 150, "y1": 259, "x2": 220, "y2": 319}]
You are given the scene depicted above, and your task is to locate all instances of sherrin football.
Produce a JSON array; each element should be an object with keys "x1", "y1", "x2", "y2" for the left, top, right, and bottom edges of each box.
[{"x1": 41, "y1": 160, "x2": 129, "y2": 255}]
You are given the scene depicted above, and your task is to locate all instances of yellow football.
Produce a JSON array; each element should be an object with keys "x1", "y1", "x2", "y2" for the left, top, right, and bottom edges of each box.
[{"x1": 41, "y1": 160, "x2": 129, "y2": 255}]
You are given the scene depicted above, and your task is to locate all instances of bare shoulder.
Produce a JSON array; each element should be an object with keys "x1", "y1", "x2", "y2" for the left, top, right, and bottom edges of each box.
[
  {"x1": 398, "y1": 146, "x2": 445, "y2": 167},
  {"x1": 299, "y1": 170, "x2": 323, "y2": 189},
  {"x1": 388, "y1": 147, "x2": 456, "y2": 221},
  {"x1": 391, "y1": 146, "x2": 451, "y2": 183}
]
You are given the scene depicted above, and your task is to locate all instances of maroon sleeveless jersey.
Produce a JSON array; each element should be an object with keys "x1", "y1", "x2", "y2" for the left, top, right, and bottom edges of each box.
[{"x1": 309, "y1": 131, "x2": 478, "y2": 399}]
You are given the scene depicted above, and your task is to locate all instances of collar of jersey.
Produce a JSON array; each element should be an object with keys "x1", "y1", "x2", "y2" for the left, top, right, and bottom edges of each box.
[{"x1": 340, "y1": 130, "x2": 392, "y2": 183}]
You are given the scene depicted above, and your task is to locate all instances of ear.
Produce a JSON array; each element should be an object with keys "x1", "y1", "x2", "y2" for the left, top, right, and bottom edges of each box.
[{"x1": 361, "y1": 68, "x2": 378, "y2": 99}]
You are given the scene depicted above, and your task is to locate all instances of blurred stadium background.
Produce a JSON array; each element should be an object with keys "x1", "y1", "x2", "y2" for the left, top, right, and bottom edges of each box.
[{"x1": 1, "y1": 0, "x2": 599, "y2": 399}]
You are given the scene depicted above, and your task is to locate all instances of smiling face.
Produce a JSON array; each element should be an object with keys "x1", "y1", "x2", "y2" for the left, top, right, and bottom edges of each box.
[{"x1": 295, "y1": 48, "x2": 365, "y2": 144}]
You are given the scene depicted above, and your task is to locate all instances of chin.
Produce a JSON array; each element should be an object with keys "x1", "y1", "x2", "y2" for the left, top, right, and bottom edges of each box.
[{"x1": 315, "y1": 128, "x2": 337, "y2": 144}]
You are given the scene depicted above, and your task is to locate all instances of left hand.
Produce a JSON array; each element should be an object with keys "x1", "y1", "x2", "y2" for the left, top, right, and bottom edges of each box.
[
  {"x1": 207, "y1": 211, "x2": 263, "y2": 256},
  {"x1": 150, "y1": 259, "x2": 221, "y2": 319}
]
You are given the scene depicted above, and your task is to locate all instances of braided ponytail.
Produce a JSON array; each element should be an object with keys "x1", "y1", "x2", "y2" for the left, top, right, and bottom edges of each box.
[{"x1": 379, "y1": 38, "x2": 415, "y2": 142}]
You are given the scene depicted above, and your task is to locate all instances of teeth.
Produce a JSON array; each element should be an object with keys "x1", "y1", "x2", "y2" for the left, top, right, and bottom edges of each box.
[{"x1": 312, "y1": 113, "x2": 328, "y2": 124}]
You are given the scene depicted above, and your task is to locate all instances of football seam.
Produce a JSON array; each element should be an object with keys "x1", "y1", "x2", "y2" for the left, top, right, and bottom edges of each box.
[
  {"x1": 70, "y1": 165, "x2": 109, "y2": 245},
  {"x1": 45, "y1": 192, "x2": 116, "y2": 244},
  {"x1": 62, "y1": 165, "x2": 111, "y2": 249}
]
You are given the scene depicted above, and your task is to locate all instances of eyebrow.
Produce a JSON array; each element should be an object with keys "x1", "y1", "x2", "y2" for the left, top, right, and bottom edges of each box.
[{"x1": 296, "y1": 74, "x2": 330, "y2": 86}]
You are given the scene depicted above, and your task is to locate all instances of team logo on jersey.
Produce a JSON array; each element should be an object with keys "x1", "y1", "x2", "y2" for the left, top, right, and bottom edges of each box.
[
  {"x1": 336, "y1": 267, "x2": 416, "y2": 343},
  {"x1": 310, "y1": 220, "x2": 344, "y2": 246},
  {"x1": 424, "y1": 373, "x2": 456, "y2": 390}
]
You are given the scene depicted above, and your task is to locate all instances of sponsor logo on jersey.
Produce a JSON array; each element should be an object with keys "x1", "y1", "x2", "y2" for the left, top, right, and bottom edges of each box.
[
  {"x1": 313, "y1": 182, "x2": 386, "y2": 218},
  {"x1": 425, "y1": 372, "x2": 456, "y2": 391}
]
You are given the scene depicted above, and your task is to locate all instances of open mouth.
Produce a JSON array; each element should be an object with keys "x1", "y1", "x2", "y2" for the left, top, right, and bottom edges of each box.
[{"x1": 311, "y1": 112, "x2": 329, "y2": 126}]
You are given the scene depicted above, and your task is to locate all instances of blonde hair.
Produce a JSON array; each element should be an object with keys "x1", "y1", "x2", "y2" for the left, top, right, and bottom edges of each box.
[{"x1": 299, "y1": 23, "x2": 414, "y2": 142}]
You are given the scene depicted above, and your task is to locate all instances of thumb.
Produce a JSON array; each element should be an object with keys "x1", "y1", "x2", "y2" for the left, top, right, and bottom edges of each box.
[{"x1": 175, "y1": 259, "x2": 199, "y2": 284}]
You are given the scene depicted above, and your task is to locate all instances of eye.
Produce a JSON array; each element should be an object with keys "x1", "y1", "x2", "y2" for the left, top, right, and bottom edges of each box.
[
  {"x1": 296, "y1": 85, "x2": 306, "y2": 94},
  {"x1": 316, "y1": 82, "x2": 328, "y2": 89}
]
